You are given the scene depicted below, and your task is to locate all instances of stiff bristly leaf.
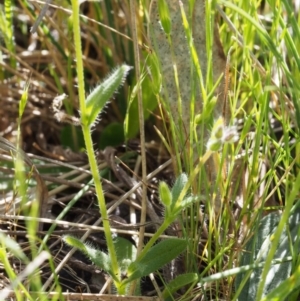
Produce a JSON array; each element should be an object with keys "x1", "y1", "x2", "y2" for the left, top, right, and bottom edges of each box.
[
  {"x1": 83, "y1": 64, "x2": 132, "y2": 126},
  {"x1": 63, "y1": 235, "x2": 114, "y2": 280},
  {"x1": 171, "y1": 173, "x2": 188, "y2": 205},
  {"x1": 114, "y1": 237, "x2": 137, "y2": 272},
  {"x1": 159, "y1": 181, "x2": 172, "y2": 207}
]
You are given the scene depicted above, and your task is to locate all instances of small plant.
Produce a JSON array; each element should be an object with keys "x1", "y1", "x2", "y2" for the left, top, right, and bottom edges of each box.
[
  {"x1": 62, "y1": 0, "x2": 196, "y2": 295},
  {"x1": 64, "y1": 173, "x2": 197, "y2": 294},
  {"x1": 68, "y1": 0, "x2": 135, "y2": 294},
  {"x1": 59, "y1": 5, "x2": 237, "y2": 297}
]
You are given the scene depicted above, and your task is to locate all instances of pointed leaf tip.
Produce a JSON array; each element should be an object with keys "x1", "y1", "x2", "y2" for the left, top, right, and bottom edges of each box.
[
  {"x1": 84, "y1": 64, "x2": 132, "y2": 126},
  {"x1": 126, "y1": 238, "x2": 187, "y2": 282},
  {"x1": 171, "y1": 173, "x2": 188, "y2": 203}
]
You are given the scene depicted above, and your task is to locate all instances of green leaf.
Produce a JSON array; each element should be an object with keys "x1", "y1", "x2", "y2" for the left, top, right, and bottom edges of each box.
[
  {"x1": 125, "y1": 238, "x2": 187, "y2": 283},
  {"x1": 147, "y1": 53, "x2": 162, "y2": 95},
  {"x1": 171, "y1": 173, "x2": 188, "y2": 205},
  {"x1": 173, "y1": 195, "x2": 201, "y2": 215},
  {"x1": 0, "y1": 233, "x2": 28, "y2": 263},
  {"x1": 63, "y1": 235, "x2": 114, "y2": 279},
  {"x1": 19, "y1": 82, "x2": 29, "y2": 118},
  {"x1": 158, "y1": 0, "x2": 172, "y2": 35},
  {"x1": 169, "y1": 196, "x2": 201, "y2": 218},
  {"x1": 235, "y1": 202, "x2": 300, "y2": 300},
  {"x1": 84, "y1": 64, "x2": 132, "y2": 126},
  {"x1": 159, "y1": 181, "x2": 172, "y2": 208},
  {"x1": 162, "y1": 273, "x2": 198, "y2": 300},
  {"x1": 1, "y1": 0, "x2": 16, "y2": 69},
  {"x1": 114, "y1": 237, "x2": 136, "y2": 272},
  {"x1": 262, "y1": 264, "x2": 300, "y2": 301},
  {"x1": 114, "y1": 237, "x2": 140, "y2": 295}
]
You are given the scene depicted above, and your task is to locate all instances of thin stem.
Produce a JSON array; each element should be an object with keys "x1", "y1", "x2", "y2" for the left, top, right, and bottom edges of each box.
[
  {"x1": 70, "y1": 0, "x2": 120, "y2": 288},
  {"x1": 129, "y1": 0, "x2": 147, "y2": 255},
  {"x1": 137, "y1": 150, "x2": 212, "y2": 262},
  {"x1": 136, "y1": 221, "x2": 170, "y2": 262},
  {"x1": 129, "y1": 0, "x2": 147, "y2": 294}
]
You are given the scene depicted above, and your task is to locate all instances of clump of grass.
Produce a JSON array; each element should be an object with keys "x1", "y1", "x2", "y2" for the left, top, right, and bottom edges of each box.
[{"x1": 147, "y1": 0, "x2": 300, "y2": 300}]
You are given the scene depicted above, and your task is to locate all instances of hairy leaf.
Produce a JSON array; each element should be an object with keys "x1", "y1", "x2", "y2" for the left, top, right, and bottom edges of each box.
[
  {"x1": 63, "y1": 235, "x2": 114, "y2": 279},
  {"x1": 84, "y1": 64, "x2": 132, "y2": 126},
  {"x1": 171, "y1": 173, "x2": 188, "y2": 205},
  {"x1": 114, "y1": 237, "x2": 136, "y2": 272},
  {"x1": 159, "y1": 181, "x2": 172, "y2": 208}
]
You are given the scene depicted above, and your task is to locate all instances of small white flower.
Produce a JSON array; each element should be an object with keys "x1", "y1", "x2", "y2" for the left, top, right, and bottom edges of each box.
[{"x1": 207, "y1": 117, "x2": 239, "y2": 152}]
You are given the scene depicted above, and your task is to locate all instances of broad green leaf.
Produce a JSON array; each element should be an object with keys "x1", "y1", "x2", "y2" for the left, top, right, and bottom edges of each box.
[
  {"x1": 235, "y1": 202, "x2": 300, "y2": 300},
  {"x1": 63, "y1": 235, "x2": 114, "y2": 279},
  {"x1": 114, "y1": 237, "x2": 140, "y2": 295},
  {"x1": 114, "y1": 237, "x2": 136, "y2": 272},
  {"x1": 84, "y1": 64, "x2": 132, "y2": 126},
  {"x1": 262, "y1": 264, "x2": 300, "y2": 301},
  {"x1": 162, "y1": 273, "x2": 198, "y2": 300},
  {"x1": 125, "y1": 238, "x2": 187, "y2": 283}
]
